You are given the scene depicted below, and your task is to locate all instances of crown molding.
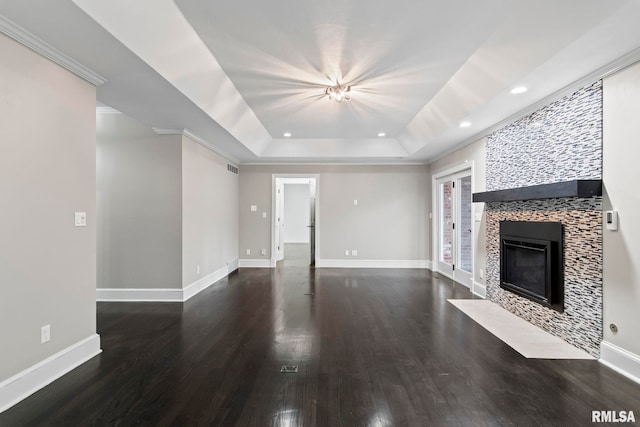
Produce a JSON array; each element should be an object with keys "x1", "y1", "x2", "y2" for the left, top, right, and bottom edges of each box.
[
  {"x1": 183, "y1": 129, "x2": 239, "y2": 165},
  {"x1": 240, "y1": 162, "x2": 429, "y2": 166},
  {"x1": 151, "y1": 127, "x2": 183, "y2": 135},
  {"x1": 0, "y1": 15, "x2": 106, "y2": 86},
  {"x1": 95, "y1": 106, "x2": 121, "y2": 115},
  {"x1": 151, "y1": 127, "x2": 239, "y2": 164}
]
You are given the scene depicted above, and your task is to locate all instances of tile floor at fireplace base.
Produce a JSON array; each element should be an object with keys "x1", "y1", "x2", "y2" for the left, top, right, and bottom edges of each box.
[{"x1": 448, "y1": 299, "x2": 596, "y2": 359}]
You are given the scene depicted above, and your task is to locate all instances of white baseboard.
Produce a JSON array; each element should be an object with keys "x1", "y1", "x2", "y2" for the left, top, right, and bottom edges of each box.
[
  {"x1": 600, "y1": 341, "x2": 640, "y2": 385},
  {"x1": 238, "y1": 259, "x2": 272, "y2": 268},
  {"x1": 96, "y1": 287, "x2": 183, "y2": 302},
  {"x1": 183, "y1": 265, "x2": 229, "y2": 301},
  {"x1": 316, "y1": 259, "x2": 431, "y2": 269},
  {"x1": 97, "y1": 263, "x2": 235, "y2": 302},
  {"x1": 472, "y1": 280, "x2": 487, "y2": 298},
  {"x1": 228, "y1": 258, "x2": 239, "y2": 273},
  {"x1": 0, "y1": 334, "x2": 101, "y2": 413}
]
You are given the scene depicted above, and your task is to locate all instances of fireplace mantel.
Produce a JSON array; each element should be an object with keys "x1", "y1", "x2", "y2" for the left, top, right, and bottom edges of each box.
[{"x1": 472, "y1": 179, "x2": 602, "y2": 203}]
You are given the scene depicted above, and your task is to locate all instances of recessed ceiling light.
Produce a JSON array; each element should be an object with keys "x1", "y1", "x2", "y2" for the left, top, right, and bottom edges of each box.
[
  {"x1": 510, "y1": 86, "x2": 528, "y2": 94},
  {"x1": 377, "y1": 132, "x2": 386, "y2": 137},
  {"x1": 283, "y1": 132, "x2": 292, "y2": 137},
  {"x1": 459, "y1": 121, "x2": 471, "y2": 128}
]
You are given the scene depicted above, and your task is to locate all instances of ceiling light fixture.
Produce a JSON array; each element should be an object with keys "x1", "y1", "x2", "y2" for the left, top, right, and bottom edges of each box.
[
  {"x1": 377, "y1": 132, "x2": 386, "y2": 137},
  {"x1": 325, "y1": 83, "x2": 351, "y2": 103},
  {"x1": 283, "y1": 132, "x2": 292, "y2": 137},
  {"x1": 459, "y1": 121, "x2": 471, "y2": 128},
  {"x1": 510, "y1": 86, "x2": 528, "y2": 94}
]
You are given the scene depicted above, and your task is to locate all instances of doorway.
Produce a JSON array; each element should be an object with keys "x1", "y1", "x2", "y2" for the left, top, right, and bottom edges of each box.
[
  {"x1": 273, "y1": 175, "x2": 318, "y2": 267},
  {"x1": 433, "y1": 167, "x2": 473, "y2": 287}
]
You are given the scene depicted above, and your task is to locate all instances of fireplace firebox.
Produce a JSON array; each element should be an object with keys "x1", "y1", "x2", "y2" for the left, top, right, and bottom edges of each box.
[{"x1": 500, "y1": 221, "x2": 564, "y2": 312}]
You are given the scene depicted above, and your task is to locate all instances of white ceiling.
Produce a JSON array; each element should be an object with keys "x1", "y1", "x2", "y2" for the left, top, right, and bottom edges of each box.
[{"x1": 2, "y1": 0, "x2": 640, "y2": 164}]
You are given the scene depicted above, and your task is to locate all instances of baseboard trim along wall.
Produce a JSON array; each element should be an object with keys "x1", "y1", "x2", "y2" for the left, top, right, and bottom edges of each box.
[
  {"x1": 316, "y1": 259, "x2": 432, "y2": 269},
  {"x1": 238, "y1": 259, "x2": 273, "y2": 268},
  {"x1": 182, "y1": 265, "x2": 230, "y2": 301},
  {"x1": 600, "y1": 341, "x2": 640, "y2": 385},
  {"x1": 97, "y1": 262, "x2": 238, "y2": 302},
  {"x1": 96, "y1": 287, "x2": 184, "y2": 302},
  {"x1": 472, "y1": 280, "x2": 487, "y2": 298},
  {"x1": 0, "y1": 334, "x2": 101, "y2": 413}
]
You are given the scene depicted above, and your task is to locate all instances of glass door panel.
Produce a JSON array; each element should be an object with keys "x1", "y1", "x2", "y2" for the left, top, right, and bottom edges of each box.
[
  {"x1": 439, "y1": 180, "x2": 454, "y2": 266},
  {"x1": 434, "y1": 170, "x2": 473, "y2": 287},
  {"x1": 458, "y1": 176, "x2": 472, "y2": 274}
]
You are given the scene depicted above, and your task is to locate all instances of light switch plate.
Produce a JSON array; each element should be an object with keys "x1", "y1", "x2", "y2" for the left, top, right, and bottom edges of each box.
[
  {"x1": 250, "y1": 205, "x2": 257, "y2": 212},
  {"x1": 353, "y1": 199, "x2": 358, "y2": 206},
  {"x1": 74, "y1": 212, "x2": 86, "y2": 227},
  {"x1": 41, "y1": 325, "x2": 50, "y2": 343},
  {"x1": 262, "y1": 212, "x2": 267, "y2": 218},
  {"x1": 351, "y1": 250, "x2": 358, "y2": 256}
]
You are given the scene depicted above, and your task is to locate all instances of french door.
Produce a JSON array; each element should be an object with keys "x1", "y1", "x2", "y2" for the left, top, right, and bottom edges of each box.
[{"x1": 435, "y1": 170, "x2": 473, "y2": 287}]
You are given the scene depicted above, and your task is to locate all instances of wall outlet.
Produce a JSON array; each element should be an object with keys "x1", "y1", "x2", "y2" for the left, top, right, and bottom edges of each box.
[
  {"x1": 41, "y1": 325, "x2": 50, "y2": 343},
  {"x1": 196, "y1": 265, "x2": 200, "y2": 275},
  {"x1": 606, "y1": 210, "x2": 619, "y2": 231},
  {"x1": 351, "y1": 250, "x2": 358, "y2": 256},
  {"x1": 353, "y1": 199, "x2": 358, "y2": 206},
  {"x1": 262, "y1": 212, "x2": 267, "y2": 218},
  {"x1": 345, "y1": 250, "x2": 350, "y2": 256},
  {"x1": 479, "y1": 269, "x2": 484, "y2": 279},
  {"x1": 260, "y1": 249, "x2": 266, "y2": 256},
  {"x1": 246, "y1": 249, "x2": 251, "y2": 255},
  {"x1": 74, "y1": 212, "x2": 86, "y2": 227}
]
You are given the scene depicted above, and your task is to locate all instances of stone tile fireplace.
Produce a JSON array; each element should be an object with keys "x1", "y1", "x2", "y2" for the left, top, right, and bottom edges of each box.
[{"x1": 477, "y1": 81, "x2": 603, "y2": 357}]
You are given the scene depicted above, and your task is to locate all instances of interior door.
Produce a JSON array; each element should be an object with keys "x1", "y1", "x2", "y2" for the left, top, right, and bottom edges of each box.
[
  {"x1": 308, "y1": 179, "x2": 316, "y2": 266},
  {"x1": 435, "y1": 171, "x2": 473, "y2": 287},
  {"x1": 274, "y1": 179, "x2": 284, "y2": 261}
]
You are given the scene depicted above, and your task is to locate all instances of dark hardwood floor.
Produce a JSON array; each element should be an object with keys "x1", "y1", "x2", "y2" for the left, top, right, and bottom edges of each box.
[{"x1": 2, "y1": 253, "x2": 639, "y2": 426}]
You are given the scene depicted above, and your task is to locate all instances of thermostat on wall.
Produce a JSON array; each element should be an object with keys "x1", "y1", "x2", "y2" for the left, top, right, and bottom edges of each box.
[{"x1": 605, "y1": 210, "x2": 618, "y2": 231}]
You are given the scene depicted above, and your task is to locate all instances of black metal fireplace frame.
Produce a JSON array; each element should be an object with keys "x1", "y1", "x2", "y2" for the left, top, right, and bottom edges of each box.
[{"x1": 500, "y1": 221, "x2": 564, "y2": 313}]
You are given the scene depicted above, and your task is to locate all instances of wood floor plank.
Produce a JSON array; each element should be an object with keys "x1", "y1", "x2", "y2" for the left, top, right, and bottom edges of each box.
[{"x1": 1, "y1": 247, "x2": 639, "y2": 426}]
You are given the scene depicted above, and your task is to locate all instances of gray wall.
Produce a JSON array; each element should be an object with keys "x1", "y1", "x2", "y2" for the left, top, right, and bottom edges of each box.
[
  {"x1": 429, "y1": 140, "x2": 487, "y2": 285},
  {"x1": 97, "y1": 114, "x2": 182, "y2": 289},
  {"x1": 602, "y1": 61, "x2": 640, "y2": 358},
  {"x1": 283, "y1": 184, "x2": 310, "y2": 244},
  {"x1": 181, "y1": 135, "x2": 239, "y2": 287},
  {"x1": 239, "y1": 165, "x2": 429, "y2": 262},
  {"x1": 0, "y1": 34, "x2": 97, "y2": 380}
]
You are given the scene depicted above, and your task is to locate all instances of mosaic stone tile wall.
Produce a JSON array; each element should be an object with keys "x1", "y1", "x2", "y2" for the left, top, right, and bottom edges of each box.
[
  {"x1": 486, "y1": 199, "x2": 602, "y2": 356},
  {"x1": 485, "y1": 82, "x2": 603, "y2": 357},
  {"x1": 486, "y1": 81, "x2": 602, "y2": 191}
]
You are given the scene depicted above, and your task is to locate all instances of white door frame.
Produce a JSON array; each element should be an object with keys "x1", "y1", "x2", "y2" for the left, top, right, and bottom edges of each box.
[
  {"x1": 271, "y1": 174, "x2": 320, "y2": 266},
  {"x1": 431, "y1": 162, "x2": 475, "y2": 287}
]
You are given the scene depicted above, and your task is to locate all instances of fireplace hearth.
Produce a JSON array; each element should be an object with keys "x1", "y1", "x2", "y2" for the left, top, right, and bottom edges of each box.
[{"x1": 500, "y1": 221, "x2": 564, "y2": 312}]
